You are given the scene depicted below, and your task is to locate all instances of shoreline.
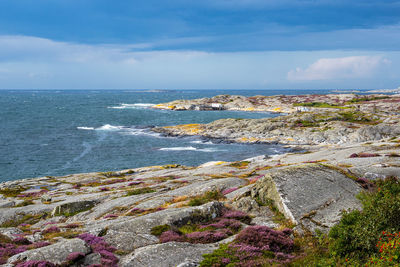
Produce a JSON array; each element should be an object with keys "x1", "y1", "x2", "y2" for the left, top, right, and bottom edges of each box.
[{"x1": 0, "y1": 92, "x2": 399, "y2": 266}]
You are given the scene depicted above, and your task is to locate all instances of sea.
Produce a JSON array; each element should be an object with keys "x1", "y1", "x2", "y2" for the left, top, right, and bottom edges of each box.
[{"x1": 0, "y1": 89, "x2": 352, "y2": 182}]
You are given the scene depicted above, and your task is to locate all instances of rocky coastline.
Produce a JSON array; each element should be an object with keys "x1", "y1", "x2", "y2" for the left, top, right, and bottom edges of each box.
[{"x1": 0, "y1": 93, "x2": 399, "y2": 266}]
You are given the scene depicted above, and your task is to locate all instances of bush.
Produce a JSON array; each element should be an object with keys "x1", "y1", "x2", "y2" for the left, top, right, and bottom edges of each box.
[
  {"x1": 200, "y1": 226, "x2": 294, "y2": 266},
  {"x1": 329, "y1": 177, "x2": 400, "y2": 260},
  {"x1": 150, "y1": 224, "x2": 171, "y2": 236},
  {"x1": 188, "y1": 190, "x2": 225, "y2": 206},
  {"x1": 367, "y1": 231, "x2": 400, "y2": 266}
]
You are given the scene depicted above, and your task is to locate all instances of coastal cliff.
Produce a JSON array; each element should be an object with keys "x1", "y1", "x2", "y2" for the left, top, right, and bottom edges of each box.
[{"x1": 0, "y1": 93, "x2": 399, "y2": 266}]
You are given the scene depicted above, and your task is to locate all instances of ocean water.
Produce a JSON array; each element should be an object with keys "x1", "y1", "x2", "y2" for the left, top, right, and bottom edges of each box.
[{"x1": 0, "y1": 89, "x2": 335, "y2": 182}]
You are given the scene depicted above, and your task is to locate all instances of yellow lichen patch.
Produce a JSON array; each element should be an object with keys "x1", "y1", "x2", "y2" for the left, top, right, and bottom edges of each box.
[
  {"x1": 207, "y1": 173, "x2": 235, "y2": 179},
  {"x1": 243, "y1": 107, "x2": 255, "y2": 111},
  {"x1": 215, "y1": 161, "x2": 226, "y2": 165},
  {"x1": 167, "y1": 105, "x2": 176, "y2": 109},
  {"x1": 172, "y1": 195, "x2": 188, "y2": 203},
  {"x1": 337, "y1": 163, "x2": 354, "y2": 168},
  {"x1": 176, "y1": 124, "x2": 203, "y2": 135},
  {"x1": 161, "y1": 164, "x2": 181, "y2": 169},
  {"x1": 286, "y1": 137, "x2": 295, "y2": 141},
  {"x1": 238, "y1": 170, "x2": 257, "y2": 178},
  {"x1": 229, "y1": 161, "x2": 250, "y2": 169},
  {"x1": 272, "y1": 107, "x2": 282, "y2": 112},
  {"x1": 238, "y1": 137, "x2": 259, "y2": 143}
]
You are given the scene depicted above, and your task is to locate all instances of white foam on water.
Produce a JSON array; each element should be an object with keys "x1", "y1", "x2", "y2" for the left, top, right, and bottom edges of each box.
[
  {"x1": 197, "y1": 148, "x2": 225, "y2": 152},
  {"x1": 108, "y1": 103, "x2": 155, "y2": 109},
  {"x1": 159, "y1": 146, "x2": 224, "y2": 152},
  {"x1": 95, "y1": 124, "x2": 125, "y2": 131},
  {"x1": 159, "y1": 146, "x2": 197, "y2": 151},
  {"x1": 190, "y1": 140, "x2": 214, "y2": 145},
  {"x1": 78, "y1": 124, "x2": 161, "y2": 137}
]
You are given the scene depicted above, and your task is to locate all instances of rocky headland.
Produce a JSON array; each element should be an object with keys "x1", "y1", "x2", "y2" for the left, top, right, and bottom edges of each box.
[
  {"x1": 0, "y1": 93, "x2": 399, "y2": 266},
  {"x1": 152, "y1": 93, "x2": 400, "y2": 146}
]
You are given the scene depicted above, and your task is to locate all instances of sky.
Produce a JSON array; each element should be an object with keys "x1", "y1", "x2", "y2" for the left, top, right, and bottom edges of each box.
[{"x1": 0, "y1": 0, "x2": 399, "y2": 89}]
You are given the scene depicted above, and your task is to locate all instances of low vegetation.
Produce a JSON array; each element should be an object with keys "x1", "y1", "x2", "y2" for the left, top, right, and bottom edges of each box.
[
  {"x1": 125, "y1": 187, "x2": 155, "y2": 196},
  {"x1": 152, "y1": 209, "x2": 251, "y2": 245},
  {"x1": 289, "y1": 176, "x2": 400, "y2": 266},
  {"x1": 293, "y1": 102, "x2": 348, "y2": 109},
  {"x1": 188, "y1": 190, "x2": 225, "y2": 206}
]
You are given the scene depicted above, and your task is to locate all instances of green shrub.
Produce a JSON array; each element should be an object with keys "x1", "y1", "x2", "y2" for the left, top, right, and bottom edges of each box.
[
  {"x1": 150, "y1": 224, "x2": 171, "y2": 236},
  {"x1": 125, "y1": 187, "x2": 155, "y2": 196},
  {"x1": 293, "y1": 102, "x2": 348, "y2": 109},
  {"x1": 367, "y1": 232, "x2": 400, "y2": 266},
  {"x1": 188, "y1": 191, "x2": 225, "y2": 206},
  {"x1": 0, "y1": 187, "x2": 27, "y2": 197},
  {"x1": 329, "y1": 177, "x2": 400, "y2": 260}
]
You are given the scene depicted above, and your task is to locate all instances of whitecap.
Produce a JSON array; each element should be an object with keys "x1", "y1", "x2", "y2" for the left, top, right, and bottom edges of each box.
[
  {"x1": 197, "y1": 148, "x2": 225, "y2": 152},
  {"x1": 78, "y1": 124, "x2": 161, "y2": 137},
  {"x1": 108, "y1": 103, "x2": 155, "y2": 109},
  {"x1": 159, "y1": 146, "x2": 197, "y2": 151},
  {"x1": 190, "y1": 140, "x2": 214, "y2": 145},
  {"x1": 95, "y1": 124, "x2": 125, "y2": 131},
  {"x1": 159, "y1": 146, "x2": 224, "y2": 152}
]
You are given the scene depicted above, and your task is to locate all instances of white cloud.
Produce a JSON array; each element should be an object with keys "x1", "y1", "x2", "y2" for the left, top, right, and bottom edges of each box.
[
  {"x1": 287, "y1": 56, "x2": 390, "y2": 81},
  {"x1": 0, "y1": 34, "x2": 398, "y2": 89}
]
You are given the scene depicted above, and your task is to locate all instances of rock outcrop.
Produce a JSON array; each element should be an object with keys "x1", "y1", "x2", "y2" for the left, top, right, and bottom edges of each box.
[
  {"x1": 1, "y1": 93, "x2": 399, "y2": 266},
  {"x1": 252, "y1": 164, "x2": 362, "y2": 233}
]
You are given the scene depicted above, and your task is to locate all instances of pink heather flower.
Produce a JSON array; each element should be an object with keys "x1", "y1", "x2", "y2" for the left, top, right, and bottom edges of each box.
[
  {"x1": 66, "y1": 252, "x2": 85, "y2": 262},
  {"x1": 15, "y1": 261, "x2": 57, "y2": 267},
  {"x1": 64, "y1": 223, "x2": 80, "y2": 229},
  {"x1": 222, "y1": 187, "x2": 238, "y2": 195},
  {"x1": 42, "y1": 226, "x2": 60, "y2": 234},
  {"x1": 159, "y1": 231, "x2": 185, "y2": 243},
  {"x1": 43, "y1": 221, "x2": 58, "y2": 226},
  {"x1": 30, "y1": 241, "x2": 51, "y2": 249},
  {"x1": 103, "y1": 214, "x2": 118, "y2": 219}
]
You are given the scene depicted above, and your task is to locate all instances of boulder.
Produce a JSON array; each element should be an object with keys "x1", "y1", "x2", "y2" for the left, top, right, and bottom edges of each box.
[
  {"x1": 7, "y1": 238, "x2": 90, "y2": 264},
  {"x1": 120, "y1": 242, "x2": 216, "y2": 267},
  {"x1": 51, "y1": 200, "x2": 98, "y2": 216},
  {"x1": 251, "y1": 164, "x2": 362, "y2": 233}
]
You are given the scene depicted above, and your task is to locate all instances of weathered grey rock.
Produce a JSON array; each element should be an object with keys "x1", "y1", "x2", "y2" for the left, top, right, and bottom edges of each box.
[
  {"x1": 51, "y1": 200, "x2": 98, "y2": 216},
  {"x1": 41, "y1": 194, "x2": 52, "y2": 203},
  {"x1": 70, "y1": 194, "x2": 151, "y2": 221},
  {"x1": 0, "y1": 200, "x2": 15, "y2": 208},
  {"x1": 83, "y1": 252, "x2": 102, "y2": 266},
  {"x1": 162, "y1": 178, "x2": 247, "y2": 198},
  {"x1": 120, "y1": 242, "x2": 216, "y2": 267},
  {"x1": 103, "y1": 202, "x2": 224, "y2": 251},
  {"x1": 7, "y1": 238, "x2": 90, "y2": 264},
  {"x1": 225, "y1": 185, "x2": 252, "y2": 200},
  {"x1": 251, "y1": 164, "x2": 362, "y2": 232},
  {"x1": 0, "y1": 205, "x2": 54, "y2": 225},
  {"x1": 134, "y1": 196, "x2": 173, "y2": 210},
  {"x1": 0, "y1": 227, "x2": 23, "y2": 239},
  {"x1": 177, "y1": 261, "x2": 200, "y2": 267}
]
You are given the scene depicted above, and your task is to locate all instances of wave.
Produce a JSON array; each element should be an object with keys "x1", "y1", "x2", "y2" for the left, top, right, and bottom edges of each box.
[
  {"x1": 108, "y1": 103, "x2": 155, "y2": 109},
  {"x1": 159, "y1": 146, "x2": 197, "y2": 151},
  {"x1": 95, "y1": 124, "x2": 125, "y2": 131},
  {"x1": 77, "y1": 124, "x2": 160, "y2": 137},
  {"x1": 190, "y1": 140, "x2": 214, "y2": 145},
  {"x1": 159, "y1": 146, "x2": 225, "y2": 152}
]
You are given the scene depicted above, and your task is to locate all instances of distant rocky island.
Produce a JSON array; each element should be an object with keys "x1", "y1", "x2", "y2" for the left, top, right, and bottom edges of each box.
[{"x1": 0, "y1": 93, "x2": 399, "y2": 266}]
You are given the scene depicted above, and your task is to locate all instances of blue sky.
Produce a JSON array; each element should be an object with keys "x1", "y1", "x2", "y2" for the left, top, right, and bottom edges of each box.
[{"x1": 0, "y1": 0, "x2": 399, "y2": 89}]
